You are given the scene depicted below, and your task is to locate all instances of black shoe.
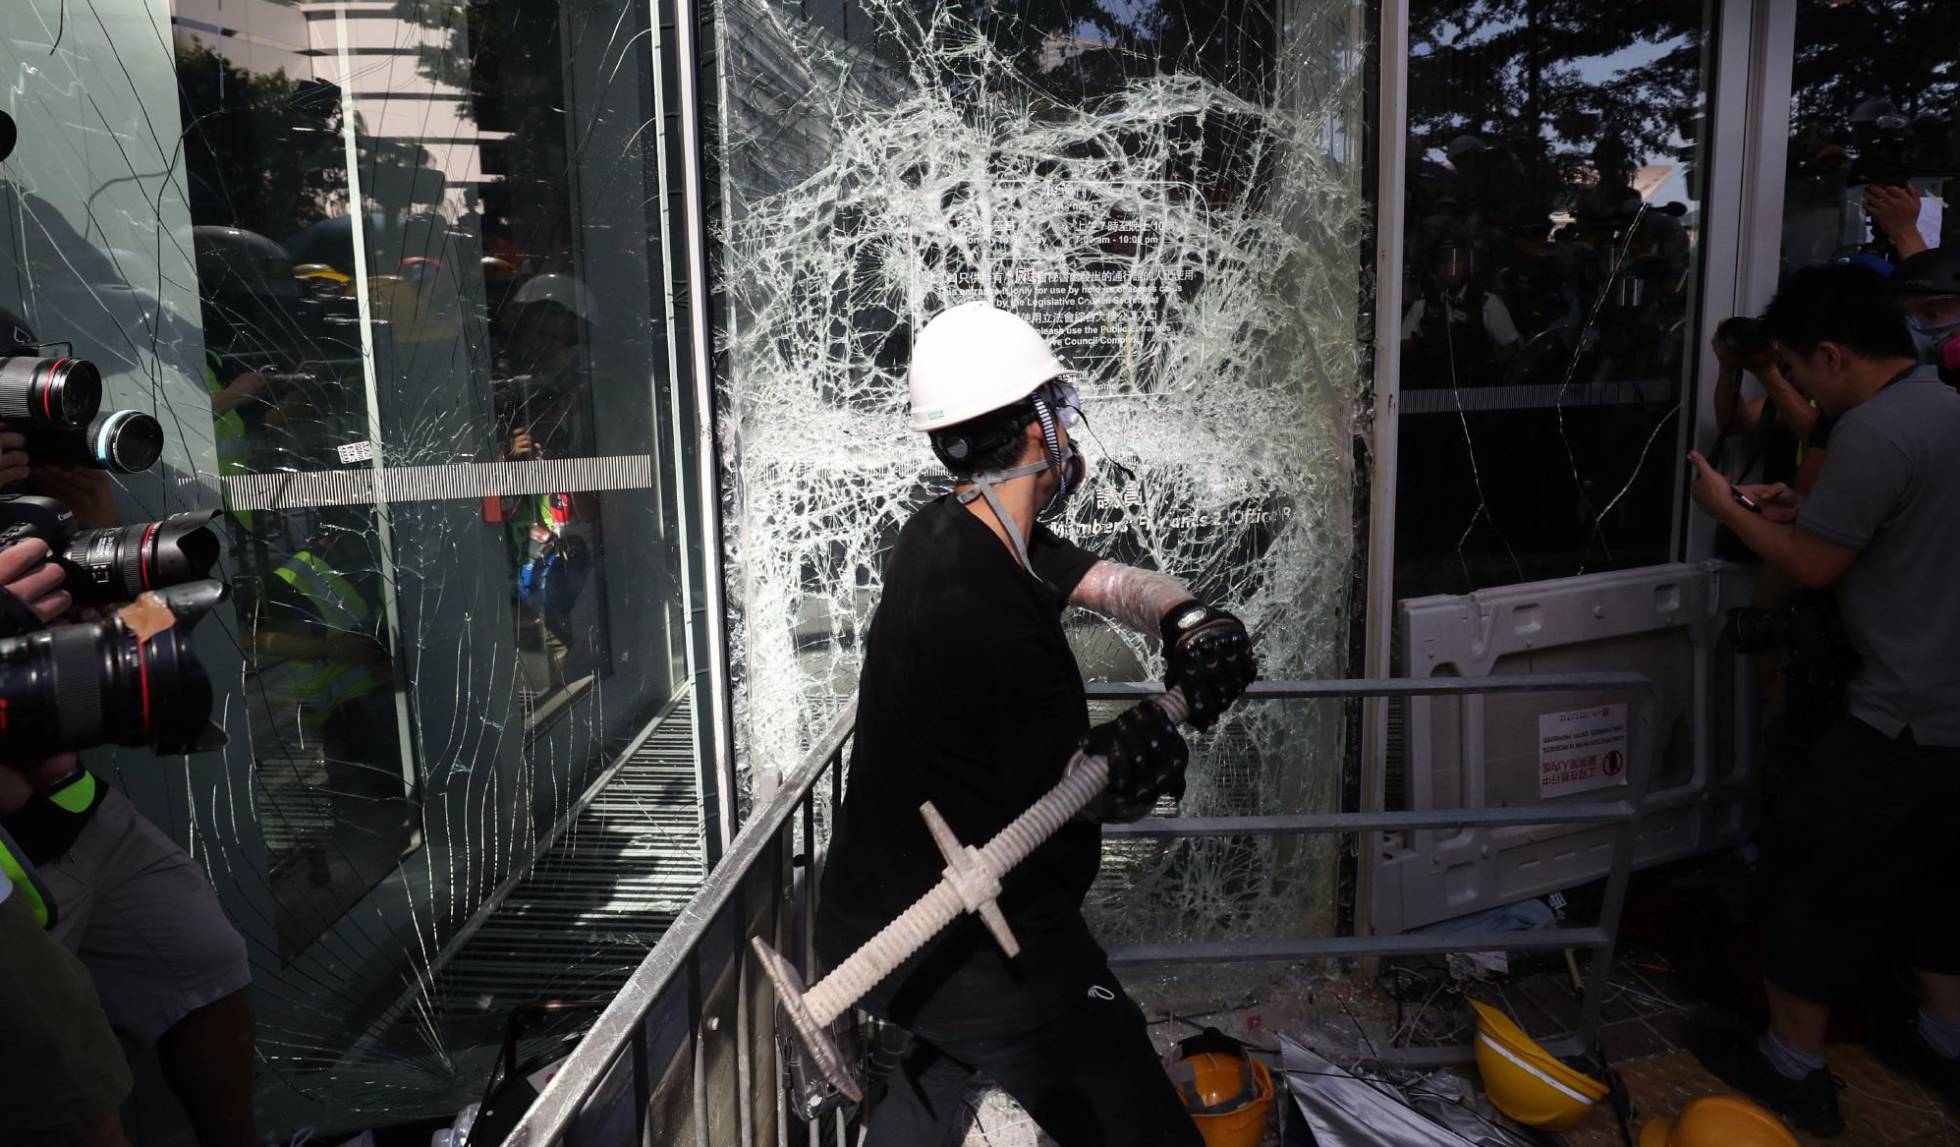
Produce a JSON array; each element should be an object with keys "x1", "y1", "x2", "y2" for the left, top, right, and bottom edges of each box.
[
  {"x1": 1869, "y1": 1013, "x2": 1960, "y2": 1111},
  {"x1": 1688, "y1": 1018, "x2": 1844, "y2": 1138}
]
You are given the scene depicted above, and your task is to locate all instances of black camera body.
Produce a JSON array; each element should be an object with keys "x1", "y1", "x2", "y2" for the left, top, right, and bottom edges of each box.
[
  {"x1": 1715, "y1": 315, "x2": 1772, "y2": 359},
  {"x1": 0, "y1": 494, "x2": 220, "y2": 607}
]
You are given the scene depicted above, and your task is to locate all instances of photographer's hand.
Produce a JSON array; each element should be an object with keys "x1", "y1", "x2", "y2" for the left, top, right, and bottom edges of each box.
[
  {"x1": 0, "y1": 430, "x2": 29, "y2": 485},
  {"x1": 0, "y1": 753, "x2": 78, "y2": 814},
  {"x1": 0, "y1": 538, "x2": 70, "y2": 622},
  {"x1": 28, "y1": 464, "x2": 117, "y2": 528}
]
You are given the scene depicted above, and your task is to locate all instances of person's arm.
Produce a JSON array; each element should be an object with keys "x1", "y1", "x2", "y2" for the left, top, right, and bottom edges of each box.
[
  {"x1": 1688, "y1": 452, "x2": 1855, "y2": 588},
  {"x1": 1068, "y1": 561, "x2": 1195, "y2": 633},
  {"x1": 1864, "y1": 184, "x2": 1929, "y2": 260},
  {"x1": 1710, "y1": 337, "x2": 1761, "y2": 436},
  {"x1": 27, "y1": 465, "x2": 117, "y2": 529},
  {"x1": 210, "y1": 369, "x2": 268, "y2": 416},
  {"x1": 1068, "y1": 560, "x2": 1257, "y2": 731},
  {"x1": 1752, "y1": 361, "x2": 1817, "y2": 442},
  {"x1": 1482, "y1": 294, "x2": 1522, "y2": 363}
]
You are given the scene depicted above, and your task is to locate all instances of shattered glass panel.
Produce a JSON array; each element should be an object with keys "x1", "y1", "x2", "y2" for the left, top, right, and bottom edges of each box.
[
  {"x1": 2, "y1": 0, "x2": 701, "y2": 1136},
  {"x1": 1394, "y1": 0, "x2": 1714, "y2": 600},
  {"x1": 714, "y1": 0, "x2": 1373, "y2": 943}
]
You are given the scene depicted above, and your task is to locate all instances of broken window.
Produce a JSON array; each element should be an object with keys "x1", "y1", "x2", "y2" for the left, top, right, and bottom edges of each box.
[
  {"x1": 713, "y1": 0, "x2": 1374, "y2": 946},
  {"x1": 1394, "y1": 0, "x2": 1716, "y2": 601}
]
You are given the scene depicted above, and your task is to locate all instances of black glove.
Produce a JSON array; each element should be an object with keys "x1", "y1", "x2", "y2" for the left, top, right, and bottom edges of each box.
[
  {"x1": 1160, "y1": 602, "x2": 1256, "y2": 732},
  {"x1": 1081, "y1": 700, "x2": 1189, "y2": 823}
]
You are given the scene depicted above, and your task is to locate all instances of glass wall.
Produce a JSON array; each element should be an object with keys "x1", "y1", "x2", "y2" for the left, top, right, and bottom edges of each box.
[
  {"x1": 1394, "y1": 0, "x2": 1717, "y2": 600},
  {"x1": 2, "y1": 0, "x2": 699, "y2": 1131},
  {"x1": 1779, "y1": 0, "x2": 1956, "y2": 272},
  {"x1": 712, "y1": 0, "x2": 1375, "y2": 948}
]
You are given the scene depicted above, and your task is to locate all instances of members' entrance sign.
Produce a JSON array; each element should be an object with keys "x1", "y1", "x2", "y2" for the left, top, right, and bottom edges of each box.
[{"x1": 1538, "y1": 704, "x2": 1630, "y2": 798}]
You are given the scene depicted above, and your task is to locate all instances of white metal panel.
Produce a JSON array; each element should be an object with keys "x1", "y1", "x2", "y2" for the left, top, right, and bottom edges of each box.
[
  {"x1": 1370, "y1": 561, "x2": 1756, "y2": 934},
  {"x1": 1358, "y1": 0, "x2": 1411, "y2": 936}
]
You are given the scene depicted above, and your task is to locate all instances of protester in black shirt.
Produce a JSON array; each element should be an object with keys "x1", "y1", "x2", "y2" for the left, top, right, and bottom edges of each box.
[{"x1": 816, "y1": 302, "x2": 1257, "y2": 1146}]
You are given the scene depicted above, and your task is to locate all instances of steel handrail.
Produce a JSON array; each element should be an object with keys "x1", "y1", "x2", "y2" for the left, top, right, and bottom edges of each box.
[
  {"x1": 509, "y1": 672, "x2": 1659, "y2": 1144},
  {"x1": 508, "y1": 698, "x2": 857, "y2": 1146}
]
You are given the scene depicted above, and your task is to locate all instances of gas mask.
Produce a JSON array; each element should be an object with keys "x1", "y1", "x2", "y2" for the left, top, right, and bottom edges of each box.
[
  {"x1": 955, "y1": 379, "x2": 1087, "y2": 580},
  {"x1": 1908, "y1": 312, "x2": 1960, "y2": 369}
]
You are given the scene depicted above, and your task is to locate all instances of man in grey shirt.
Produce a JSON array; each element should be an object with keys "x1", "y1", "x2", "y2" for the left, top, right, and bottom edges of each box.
[{"x1": 1687, "y1": 263, "x2": 1960, "y2": 1137}]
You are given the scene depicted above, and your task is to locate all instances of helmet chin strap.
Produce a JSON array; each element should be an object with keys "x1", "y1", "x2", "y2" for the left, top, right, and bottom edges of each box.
[
  {"x1": 956, "y1": 456, "x2": 1051, "y2": 578},
  {"x1": 953, "y1": 390, "x2": 1080, "y2": 580}
]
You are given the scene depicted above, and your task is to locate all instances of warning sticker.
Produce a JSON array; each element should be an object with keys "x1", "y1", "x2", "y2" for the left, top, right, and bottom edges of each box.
[{"x1": 1538, "y1": 704, "x2": 1629, "y2": 798}]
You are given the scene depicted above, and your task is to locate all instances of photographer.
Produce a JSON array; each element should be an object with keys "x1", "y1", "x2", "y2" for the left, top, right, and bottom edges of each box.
[
  {"x1": 1686, "y1": 264, "x2": 1960, "y2": 1136},
  {"x1": 0, "y1": 544, "x2": 130, "y2": 1146},
  {"x1": 0, "y1": 317, "x2": 256, "y2": 1147},
  {"x1": 2, "y1": 756, "x2": 133, "y2": 1147}
]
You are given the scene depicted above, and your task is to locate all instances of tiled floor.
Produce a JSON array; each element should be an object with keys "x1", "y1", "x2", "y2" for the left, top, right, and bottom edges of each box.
[
  {"x1": 945, "y1": 930, "x2": 1960, "y2": 1146},
  {"x1": 1464, "y1": 956, "x2": 1960, "y2": 1147}
]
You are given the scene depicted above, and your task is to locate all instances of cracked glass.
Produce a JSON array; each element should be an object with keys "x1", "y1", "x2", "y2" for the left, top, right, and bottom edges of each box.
[
  {"x1": 714, "y1": 0, "x2": 1374, "y2": 947},
  {"x1": 1393, "y1": 0, "x2": 1715, "y2": 601},
  {"x1": 2, "y1": 0, "x2": 699, "y2": 1132}
]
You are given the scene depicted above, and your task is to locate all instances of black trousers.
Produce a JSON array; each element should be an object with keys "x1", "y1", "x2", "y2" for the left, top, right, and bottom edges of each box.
[
  {"x1": 863, "y1": 966, "x2": 1203, "y2": 1147},
  {"x1": 1762, "y1": 716, "x2": 1960, "y2": 1004}
]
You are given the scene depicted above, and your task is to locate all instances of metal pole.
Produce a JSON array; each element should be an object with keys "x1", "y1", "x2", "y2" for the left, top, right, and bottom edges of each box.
[
  {"x1": 673, "y1": 0, "x2": 738, "y2": 853},
  {"x1": 1358, "y1": 0, "x2": 1412, "y2": 942}
]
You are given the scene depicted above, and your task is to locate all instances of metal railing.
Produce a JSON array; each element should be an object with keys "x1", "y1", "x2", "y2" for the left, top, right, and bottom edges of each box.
[{"x1": 505, "y1": 673, "x2": 1658, "y2": 1146}]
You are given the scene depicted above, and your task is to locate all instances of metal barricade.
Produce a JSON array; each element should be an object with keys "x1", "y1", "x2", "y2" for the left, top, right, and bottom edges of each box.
[{"x1": 505, "y1": 673, "x2": 1657, "y2": 1145}]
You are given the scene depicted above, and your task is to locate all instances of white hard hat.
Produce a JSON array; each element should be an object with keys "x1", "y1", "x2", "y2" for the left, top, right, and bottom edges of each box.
[
  {"x1": 513, "y1": 273, "x2": 595, "y2": 321},
  {"x1": 908, "y1": 302, "x2": 1070, "y2": 433}
]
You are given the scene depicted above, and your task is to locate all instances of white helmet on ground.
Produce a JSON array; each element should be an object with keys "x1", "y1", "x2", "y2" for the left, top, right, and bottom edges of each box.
[{"x1": 909, "y1": 301, "x2": 1070, "y2": 431}]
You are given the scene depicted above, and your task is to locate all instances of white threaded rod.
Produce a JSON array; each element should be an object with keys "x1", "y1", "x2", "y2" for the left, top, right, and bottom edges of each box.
[{"x1": 794, "y1": 689, "x2": 1189, "y2": 1027}]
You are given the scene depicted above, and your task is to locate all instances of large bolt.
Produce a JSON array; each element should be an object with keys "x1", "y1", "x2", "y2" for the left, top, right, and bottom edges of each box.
[{"x1": 752, "y1": 689, "x2": 1191, "y2": 1100}]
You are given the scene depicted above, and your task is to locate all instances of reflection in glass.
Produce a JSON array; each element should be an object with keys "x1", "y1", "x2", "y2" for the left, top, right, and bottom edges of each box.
[
  {"x1": 1395, "y1": 0, "x2": 1712, "y2": 598},
  {"x1": 1779, "y1": 0, "x2": 1957, "y2": 272}
]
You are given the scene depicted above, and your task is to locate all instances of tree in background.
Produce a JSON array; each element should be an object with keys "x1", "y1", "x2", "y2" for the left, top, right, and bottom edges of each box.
[
  {"x1": 175, "y1": 42, "x2": 347, "y2": 234},
  {"x1": 1405, "y1": 0, "x2": 1705, "y2": 207}
]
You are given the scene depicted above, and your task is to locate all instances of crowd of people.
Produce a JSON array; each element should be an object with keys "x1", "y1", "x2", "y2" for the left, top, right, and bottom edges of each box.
[{"x1": 1400, "y1": 134, "x2": 1696, "y2": 392}]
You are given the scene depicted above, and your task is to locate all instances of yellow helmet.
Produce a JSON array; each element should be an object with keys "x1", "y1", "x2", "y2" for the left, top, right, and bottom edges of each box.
[
  {"x1": 1469, "y1": 1000, "x2": 1608, "y2": 1131},
  {"x1": 1639, "y1": 1095, "x2": 1800, "y2": 1147},
  {"x1": 292, "y1": 262, "x2": 351, "y2": 284},
  {"x1": 1164, "y1": 1029, "x2": 1276, "y2": 1147}
]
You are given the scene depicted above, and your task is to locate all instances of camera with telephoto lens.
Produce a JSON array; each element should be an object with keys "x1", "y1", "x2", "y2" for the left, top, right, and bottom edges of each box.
[
  {"x1": 38, "y1": 408, "x2": 166, "y2": 474},
  {"x1": 0, "y1": 311, "x2": 164, "y2": 474},
  {"x1": 0, "y1": 495, "x2": 220, "y2": 606},
  {"x1": 0, "y1": 579, "x2": 227, "y2": 756},
  {"x1": 0, "y1": 345, "x2": 102, "y2": 434},
  {"x1": 1715, "y1": 315, "x2": 1772, "y2": 359}
]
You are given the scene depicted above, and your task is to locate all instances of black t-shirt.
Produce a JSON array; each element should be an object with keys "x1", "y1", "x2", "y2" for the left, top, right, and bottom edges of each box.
[{"x1": 815, "y1": 494, "x2": 1101, "y2": 1026}]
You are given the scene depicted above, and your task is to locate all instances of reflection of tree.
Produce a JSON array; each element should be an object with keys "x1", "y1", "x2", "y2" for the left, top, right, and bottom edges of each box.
[
  {"x1": 391, "y1": 0, "x2": 588, "y2": 256},
  {"x1": 1786, "y1": 0, "x2": 1957, "y2": 161},
  {"x1": 1406, "y1": 0, "x2": 1704, "y2": 198},
  {"x1": 176, "y1": 43, "x2": 347, "y2": 231}
]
